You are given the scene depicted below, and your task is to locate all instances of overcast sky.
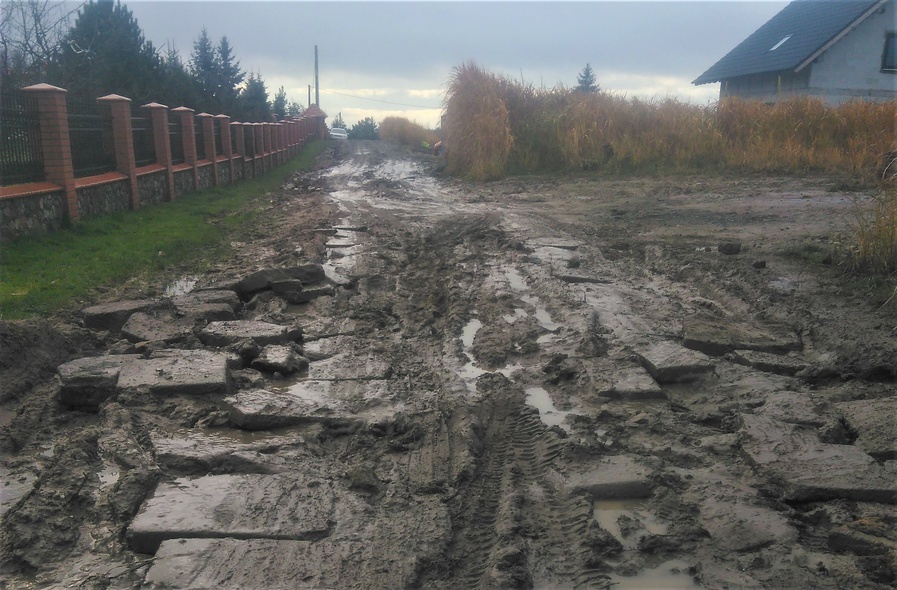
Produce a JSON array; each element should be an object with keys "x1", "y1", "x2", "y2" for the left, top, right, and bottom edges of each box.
[{"x1": 126, "y1": 1, "x2": 789, "y2": 127}]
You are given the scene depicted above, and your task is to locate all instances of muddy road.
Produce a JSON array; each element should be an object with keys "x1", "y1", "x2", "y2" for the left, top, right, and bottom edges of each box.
[{"x1": 2, "y1": 140, "x2": 896, "y2": 589}]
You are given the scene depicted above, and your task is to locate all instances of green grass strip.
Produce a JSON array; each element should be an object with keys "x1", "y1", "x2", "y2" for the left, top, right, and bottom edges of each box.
[{"x1": 0, "y1": 141, "x2": 329, "y2": 320}]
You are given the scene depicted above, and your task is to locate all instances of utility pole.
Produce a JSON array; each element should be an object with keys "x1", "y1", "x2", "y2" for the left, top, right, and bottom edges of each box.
[
  {"x1": 308, "y1": 84, "x2": 311, "y2": 108},
  {"x1": 314, "y1": 45, "x2": 319, "y2": 106}
]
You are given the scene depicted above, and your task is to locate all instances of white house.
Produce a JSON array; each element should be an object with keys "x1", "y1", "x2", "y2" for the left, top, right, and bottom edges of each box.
[{"x1": 694, "y1": 0, "x2": 897, "y2": 104}]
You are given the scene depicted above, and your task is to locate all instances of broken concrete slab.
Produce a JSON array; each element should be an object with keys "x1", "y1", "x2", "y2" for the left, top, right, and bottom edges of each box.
[
  {"x1": 81, "y1": 299, "x2": 156, "y2": 332},
  {"x1": 682, "y1": 314, "x2": 801, "y2": 357},
  {"x1": 56, "y1": 355, "x2": 139, "y2": 410},
  {"x1": 608, "y1": 363, "x2": 664, "y2": 400},
  {"x1": 224, "y1": 386, "x2": 351, "y2": 431},
  {"x1": 121, "y1": 311, "x2": 196, "y2": 344},
  {"x1": 837, "y1": 397, "x2": 897, "y2": 460},
  {"x1": 567, "y1": 455, "x2": 653, "y2": 499},
  {"x1": 151, "y1": 429, "x2": 303, "y2": 475},
  {"x1": 739, "y1": 414, "x2": 897, "y2": 503},
  {"x1": 635, "y1": 341, "x2": 714, "y2": 384},
  {"x1": 756, "y1": 391, "x2": 826, "y2": 427},
  {"x1": 270, "y1": 280, "x2": 336, "y2": 304},
  {"x1": 726, "y1": 349, "x2": 808, "y2": 376},
  {"x1": 236, "y1": 264, "x2": 327, "y2": 298},
  {"x1": 117, "y1": 350, "x2": 232, "y2": 397},
  {"x1": 0, "y1": 466, "x2": 36, "y2": 520},
  {"x1": 199, "y1": 321, "x2": 300, "y2": 348},
  {"x1": 307, "y1": 353, "x2": 392, "y2": 381},
  {"x1": 250, "y1": 345, "x2": 308, "y2": 375},
  {"x1": 127, "y1": 473, "x2": 335, "y2": 554},
  {"x1": 558, "y1": 274, "x2": 611, "y2": 285},
  {"x1": 172, "y1": 289, "x2": 241, "y2": 311},
  {"x1": 683, "y1": 472, "x2": 798, "y2": 553}
]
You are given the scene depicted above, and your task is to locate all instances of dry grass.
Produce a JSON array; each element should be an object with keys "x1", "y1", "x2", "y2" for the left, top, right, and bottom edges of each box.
[
  {"x1": 379, "y1": 116, "x2": 439, "y2": 149},
  {"x1": 442, "y1": 63, "x2": 897, "y2": 184},
  {"x1": 845, "y1": 188, "x2": 897, "y2": 277}
]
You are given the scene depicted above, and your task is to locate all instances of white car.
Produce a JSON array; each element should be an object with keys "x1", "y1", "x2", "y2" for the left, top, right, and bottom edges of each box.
[{"x1": 330, "y1": 128, "x2": 348, "y2": 140}]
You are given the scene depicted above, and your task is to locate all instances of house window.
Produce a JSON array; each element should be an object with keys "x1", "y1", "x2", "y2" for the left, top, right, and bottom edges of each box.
[{"x1": 883, "y1": 33, "x2": 897, "y2": 72}]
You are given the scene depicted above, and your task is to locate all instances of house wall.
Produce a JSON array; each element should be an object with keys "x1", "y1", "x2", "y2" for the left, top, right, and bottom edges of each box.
[
  {"x1": 808, "y1": 0, "x2": 897, "y2": 104},
  {"x1": 720, "y1": 70, "x2": 811, "y2": 103}
]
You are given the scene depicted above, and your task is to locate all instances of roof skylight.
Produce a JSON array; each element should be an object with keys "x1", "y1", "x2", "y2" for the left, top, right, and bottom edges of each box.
[{"x1": 769, "y1": 35, "x2": 793, "y2": 51}]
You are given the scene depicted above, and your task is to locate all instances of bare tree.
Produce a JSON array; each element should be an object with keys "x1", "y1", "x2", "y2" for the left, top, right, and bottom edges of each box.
[{"x1": 0, "y1": 0, "x2": 82, "y2": 88}]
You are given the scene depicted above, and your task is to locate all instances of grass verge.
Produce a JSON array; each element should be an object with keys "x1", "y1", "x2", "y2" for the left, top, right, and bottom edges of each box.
[{"x1": 0, "y1": 141, "x2": 328, "y2": 320}]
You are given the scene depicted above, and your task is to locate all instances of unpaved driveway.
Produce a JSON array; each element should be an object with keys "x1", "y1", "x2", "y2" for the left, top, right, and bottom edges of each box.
[{"x1": 1, "y1": 140, "x2": 895, "y2": 589}]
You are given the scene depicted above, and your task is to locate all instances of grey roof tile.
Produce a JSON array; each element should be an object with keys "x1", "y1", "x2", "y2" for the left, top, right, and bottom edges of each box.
[{"x1": 694, "y1": 0, "x2": 885, "y2": 85}]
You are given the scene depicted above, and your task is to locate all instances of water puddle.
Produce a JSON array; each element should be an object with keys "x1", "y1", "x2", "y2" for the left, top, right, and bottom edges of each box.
[
  {"x1": 503, "y1": 308, "x2": 528, "y2": 324},
  {"x1": 164, "y1": 277, "x2": 197, "y2": 297},
  {"x1": 98, "y1": 462, "x2": 120, "y2": 490},
  {"x1": 525, "y1": 386, "x2": 571, "y2": 431},
  {"x1": 770, "y1": 276, "x2": 799, "y2": 292},
  {"x1": 593, "y1": 499, "x2": 668, "y2": 548},
  {"x1": 456, "y1": 317, "x2": 520, "y2": 391},
  {"x1": 502, "y1": 267, "x2": 562, "y2": 340},
  {"x1": 608, "y1": 559, "x2": 699, "y2": 589}
]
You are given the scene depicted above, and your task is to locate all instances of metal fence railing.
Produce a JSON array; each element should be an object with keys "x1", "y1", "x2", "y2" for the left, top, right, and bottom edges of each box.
[
  {"x1": 131, "y1": 107, "x2": 156, "y2": 167},
  {"x1": 194, "y1": 121, "x2": 205, "y2": 160},
  {"x1": 68, "y1": 98, "x2": 115, "y2": 178},
  {"x1": 169, "y1": 118, "x2": 184, "y2": 165},
  {"x1": 0, "y1": 91, "x2": 45, "y2": 186}
]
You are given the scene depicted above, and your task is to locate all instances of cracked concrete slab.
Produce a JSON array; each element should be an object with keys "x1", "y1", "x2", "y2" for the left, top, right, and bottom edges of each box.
[
  {"x1": 56, "y1": 354, "x2": 140, "y2": 410},
  {"x1": 81, "y1": 299, "x2": 156, "y2": 332},
  {"x1": 635, "y1": 341, "x2": 714, "y2": 383},
  {"x1": 116, "y1": 350, "x2": 233, "y2": 396},
  {"x1": 567, "y1": 455, "x2": 653, "y2": 499},
  {"x1": 307, "y1": 353, "x2": 392, "y2": 381},
  {"x1": 836, "y1": 397, "x2": 897, "y2": 460},
  {"x1": 199, "y1": 321, "x2": 300, "y2": 348},
  {"x1": 127, "y1": 473, "x2": 335, "y2": 554},
  {"x1": 682, "y1": 314, "x2": 801, "y2": 356}
]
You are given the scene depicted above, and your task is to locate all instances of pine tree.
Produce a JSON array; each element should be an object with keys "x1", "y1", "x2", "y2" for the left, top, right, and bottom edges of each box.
[
  {"x1": 215, "y1": 36, "x2": 243, "y2": 114},
  {"x1": 238, "y1": 72, "x2": 270, "y2": 122},
  {"x1": 57, "y1": 0, "x2": 160, "y2": 102},
  {"x1": 576, "y1": 63, "x2": 599, "y2": 93},
  {"x1": 272, "y1": 85, "x2": 287, "y2": 119},
  {"x1": 189, "y1": 27, "x2": 216, "y2": 111}
]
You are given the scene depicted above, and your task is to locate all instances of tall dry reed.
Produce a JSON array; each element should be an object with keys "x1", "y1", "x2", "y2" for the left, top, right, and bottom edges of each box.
[{"x1": 379, "y1": 116, "x2": 439, "y2": 149}]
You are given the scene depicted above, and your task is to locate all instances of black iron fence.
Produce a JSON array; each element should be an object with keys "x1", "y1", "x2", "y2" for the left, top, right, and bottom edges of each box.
[
  {"x1": 169, "y1": 118, "x2": 185, "y2": 165},
  {"x1": 0, "y1": 91, "x2": 45, "y2": 186},
  {"x1": 131, "y1": 106, "x2": 156, "y2": 167},
  {"x1": 194, "y1": 122, "x2": 205, "y2": 160},
  {"x1": 68, "y1": 98, "x2": 115, "y2": 178}
]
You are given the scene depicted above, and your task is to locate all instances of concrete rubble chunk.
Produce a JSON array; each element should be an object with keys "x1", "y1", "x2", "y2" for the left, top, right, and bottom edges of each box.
[
  {"x1": 739, "y1": 414, "x2": 897, "y2": 503},
  {"x1": 250, "y1": 345, "x2": 309, "y2": 375},
  {"x1": 682, "y1": 314, "x2": 801, "y2": 356},
  {"x1": 56, "y1": 355, "x2": 139, "y2": 410},
  {"x1": 270, "y1": 280, "x2": 336, "y2": 304},
  {"x1": 558, "y1": 274, "x2": 611, "y2": 284},
  {"x1": 121, "y1": 311, "x2": 196, "y2": 344},
  {"x1": 117, "y1": 349, "x2": 233, "y2": 396},
  {"x1": 224, "y1": 385, "x2": 354, "y2": 431},
  {"x1": 307, "y1": 353, "x2": 392, "y2": 381},
  {"x1": 756, "y1": 391, "x2": 826, "y2": 426},
  {"x1": 199, "y1": 320, "x2": 300, "y2": 348},
  {"x1": 609, "y1": 363, "x2": 664, "y2": 400},
  {"x1": 837, "y1": 397, "x2": 897, "y2": 460},
  {"x1": 567, "y1": 455, "x2": 653, "y2": 499},
  {"x1": 81, "y1": 299, "x2": 156, "y2": 332},
  {"x1": 726, "y1": 349, "x2": 809, "y2": 376},
  {"x1": 236, "y1": 264, "x2": 327, "y2": 298},
  {"x1": 127, "y1": 473, "x2": 335, "y2": 554},
  {"x1": 151, "y1": 430, "x2": 299, "y2": 474},
  {"x1": 635, "y1": 341, "x2": 714, "y2": 383},
  {"x1": 171, "y1": 289, "x2": 241, "y2": 311}
]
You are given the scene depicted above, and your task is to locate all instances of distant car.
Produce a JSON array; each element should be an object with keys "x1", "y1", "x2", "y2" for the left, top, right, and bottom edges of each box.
[{"x1": 330, "y1": 128, "x2": 348, "y2": 140}]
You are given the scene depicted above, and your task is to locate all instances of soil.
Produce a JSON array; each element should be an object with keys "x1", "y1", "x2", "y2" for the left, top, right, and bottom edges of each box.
[{"x1": 1, "y1": 140, "x2": 895, "y2": 589}]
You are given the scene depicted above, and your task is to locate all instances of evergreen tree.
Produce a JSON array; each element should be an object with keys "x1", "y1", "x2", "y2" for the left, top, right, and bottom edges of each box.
[
  {"x1": 56, "y1": 0, "x2": 160, "y2": 102},
  {"x1": 286, "y1": 100, "x2": 304, "y2": 117},
  {"x1": 158, "y1": 44, "x2": 201, "y2": 109},
  {"x1": 272, "y1": 85, "x2": 287, "y2": 119},
  {"x1": 349, "y1": 117, "x2": 378, "y2": 140},
  {"x1": 238, "y1": 71, "x2": 270, "y2": 122},
  {"x1": 576, "y1": 63, "x2": 599, "y2": 93},
  {"x1": 189, "y1": 27, "x2": 216, "y2": 111},
  {"x1": 215, "y1": 36, "x2": 243, "y2": 113}
]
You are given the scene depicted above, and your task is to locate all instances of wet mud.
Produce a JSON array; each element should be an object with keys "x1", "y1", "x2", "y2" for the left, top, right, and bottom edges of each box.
[{"x1": 1, "y1": 140, "x2": 896, "y2": 589}]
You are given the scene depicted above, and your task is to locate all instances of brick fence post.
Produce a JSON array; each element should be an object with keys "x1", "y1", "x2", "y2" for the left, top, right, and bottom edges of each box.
[
  {"x1": 216, "y1": 114, "x2": 233, "y2": 184},
  {"x1": 97, "y1": 94, "x2": 139, "y2": 209},
  {"x1": 196, "y1": 113, "x2": 217, "y2": 186},
  {"x1": 276, "y1": 123, "x2": 284, "y2": 164},
  {"x1": 171, "y1": 107, "x2": 198, "y2": 191},
  {"x1": 262, "y1": 123, "x2": 272, "y2": 168},
  {"x1": 141, "y1": 102, "x2": 175, "y2": 201},
  {"x1": 22, "y1": 83, "x2": 79, "y2": 220}
]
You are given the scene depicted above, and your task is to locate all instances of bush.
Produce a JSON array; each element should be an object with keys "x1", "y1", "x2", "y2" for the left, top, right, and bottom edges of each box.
[{"x1": 378, "y1": 117, "x2": 438, "y2": 149}]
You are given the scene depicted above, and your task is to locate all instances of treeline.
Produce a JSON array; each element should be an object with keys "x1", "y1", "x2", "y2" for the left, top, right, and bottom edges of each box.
[{"x1": 0, "y1": 0, "x2": 301, "y2": 121}]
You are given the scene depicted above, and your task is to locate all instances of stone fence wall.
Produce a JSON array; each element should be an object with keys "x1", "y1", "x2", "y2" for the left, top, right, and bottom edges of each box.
[{"x1": 0, "y1": 84, "x2": 330, "y2": 242}]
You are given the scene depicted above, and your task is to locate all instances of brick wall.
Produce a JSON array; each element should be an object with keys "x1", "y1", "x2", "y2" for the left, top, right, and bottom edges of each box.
[{"x1": 1, "y1": 84, "x2": 327, "y2": 242}]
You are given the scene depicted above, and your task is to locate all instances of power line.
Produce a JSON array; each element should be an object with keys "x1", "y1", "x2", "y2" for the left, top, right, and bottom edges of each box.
[{"x1": 319, "y1": 88, "x2": 440, "y2": 109}]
